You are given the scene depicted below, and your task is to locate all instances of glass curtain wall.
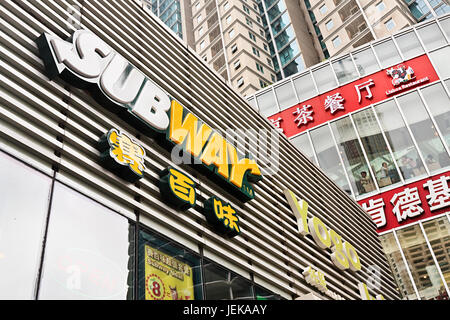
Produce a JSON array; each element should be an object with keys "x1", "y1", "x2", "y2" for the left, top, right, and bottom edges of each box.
[
  {"x1": 147, "y1": 0, "x2": 183, "y2": 39},
  {"x1": 380, "y1": 215, "x2": 450, "y2": 300},
  {"x1": 396, "y1": 223, "x2": 448, "y2": 300},
  {"x1": 259, "y1": 0, "x2": 306, "y2": 79},
  {"x1": 396, "y1": 91, "x2": 450, "y2": 172},
  {"x1": 310, "y1": 125, "x2": 352, "y2": 196},
  {"x1": 294, "y1": 88, "x2": 450, "y2": 200},
  {"x1": 330, "y1": 117, "x2": 376, "y2": 196},
  {"x1": 352, "y1": 108, "x2": 402, "y2": 189},
  {"x1": 374, "y1": 99, "x2": 427, "y2": 181}
]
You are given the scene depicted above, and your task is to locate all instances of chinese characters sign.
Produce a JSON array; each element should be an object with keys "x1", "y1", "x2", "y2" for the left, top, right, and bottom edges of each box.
[
  {"x1": 302, "y1": 266, "x2": 344, "y2": 300},
  {"x1": 204, "y1": 197, "x2": 241, "y2": 237},
  {"x1": 159, "y1": 167, "x2": 241, "y2": 238},
  {"x1": 268, "y1": 55, "x2": 438, "y2": 138},
  {"x1": 359, "y1": 172, "x2": 450, "y2": 233},
  {"x1": 99, "y1": 129, "x2": 146, "y2": 182},
  {"x1": 159, "y1": 167, "x2": 197, "y2": 211},
  {"x1": 144, "y1": 245, "x2": 194, "y2": 300}
]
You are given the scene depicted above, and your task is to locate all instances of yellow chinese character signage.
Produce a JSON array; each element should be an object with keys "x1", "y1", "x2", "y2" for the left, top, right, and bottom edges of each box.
[
  {"x1": 159, "y1": 167, "x2": 197, "y2": 211},
  {"x1": 144, "y1": 245, "x2": 194, "y2": 300},
  {"x1": 204, "y1": 197, "x2": 240, "y2": 237},
  {"x1": 99, "y1": 129, "x2": 146, "y2": 182}
]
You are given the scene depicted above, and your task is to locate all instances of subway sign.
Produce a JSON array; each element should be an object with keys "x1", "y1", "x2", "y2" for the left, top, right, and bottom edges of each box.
[{"x1": 37, "y1": 30, "x2": 262, "y2": 202}]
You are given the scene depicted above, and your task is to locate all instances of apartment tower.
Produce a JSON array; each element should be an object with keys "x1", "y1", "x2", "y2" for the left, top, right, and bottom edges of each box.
[{"x1": 139, "y1": 0, "x2": 450, "y2": 96}]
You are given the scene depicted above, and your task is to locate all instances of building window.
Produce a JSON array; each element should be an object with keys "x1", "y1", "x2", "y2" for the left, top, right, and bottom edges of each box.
[
  {"x1": 200, "y1": 40, "x2": 206, "y2": 50},
  {"x1": 352, "y1": 108, "x2": 401, "y2": 189},
  {"x1": 203, "y1": 260, "x2": 253, "y2": 300},
  {"x1": 379, "y1": 233, "x2": 418, "y2": 300},
  {"x1": 195, "y1": 2, "x2": 201, "y2": 11},
  {"x1": 310, "y1": 125, "x2": 352, "y2": 196},
  {"x1": 396, "y1": 91, "x2": 450, "y2": 173},
  {"x1": 332, "y1": 35, "x2": 341, "y2": 48},
  {"x1": 291, "y1": 133, "x2": 317, "y2": 164},
  {"x1": 252, "y1": 46, "x2": 260, "y2": 57},
  {"x1": 38, "y1": 182, "x2": 131, "y2": 299},
  {"x1": 416, "y1": 23, "x2": 447, "y2": 51},
  {"x1": 246, "y1": 17, "x2": 253, "y2": 27},
  {"x1": 256, "y1": 89, "x2": 278, "y2": 116},
  {"x1": 263, "y1": 43, "x2": 268, "y2": 51},
  {"x1": 396, "y1": 224, "x2": 447, "y2": 300},
  {"x1": 226, "y1": 15, "x2": 232, "y2": 25},
  {"x1": 312, "y1": 63, "x2": 337, "y2": 92},
  {"x1": 138, "y1": 228, "x2": 203, "y2": 300},
  {"x1": 229, "y1": 29, "x2": 235, "y2": 38},
  {"x1": 0, "y1": 151, "x2": 53, "y2": 299},
  {"x1": 421, "y1": 217, "x2": 450, "y2": 297},
  {"x1": 293, "y1": 71, "x2": 317, "y2": 101},
  {"x1": 237, "y1": 77, "x2": 244, "y2": 87},
  {"x1": 373, "y1": 39, "x2": 402, "y2": 68},
  {"x1": 374, "y1": 99, "x2": 427, "y2": 180},
  {"x1": 332, "y1": 55, "x2": 358, "y2": 84},
  {"x1": 385, "y1": 18, "x2": 396, "y2": 31},
  {"x1": 197, "y1": 14, "x2": 202, "y2": 24},
  {"x1": 199, "y1": 26, "x2": 204, "y2": 36},
  {"x1": 202, "y1": 55, "x2": 207, "y2": 62},
  {"x1": 224, "y1": 1, "x2": 229, "y2": 11},
  {"x1": 420, "y1": 82, "x2": 450, "y2": 150},
  {"x1": 319, "y1": 4, "x2": 327, "y2": 15},
  {"x1": 394, "y1": 30, "x2": 424, "y2": 60},
  {"x1": 243, "y1": 5, "x2": 250, "y2": 14},
  {"x1": 259, "y1": 79, "x2": 267, "y2": 88},
  {"x1": 326, "y1": 19, "x2": 334, "y2": 30},
  {"x1": 256, "y1": 62, "x2": 264, "y2": 73},
  {"x1": 352, "y1": 46, "x2": 380, "y2": 76},
  {"x1": 330, "y1": 117, "x2": 377, "y2": 196},
  {"x1": 259, "y1": 29, "x2": 264, "y2": 37},
  {"x1": 234, "y1": 59, "x2": 241, "y2": 70},
  {"x1": 376, "y1": 1, "x2": 386, "y2": 12},
  {"x1": 231, "y1": 43, "x2": 238, "y2": 54},
  {"x1": 249, "y1": 31, "x2": 256, "y2": 42},
  {"x1": 267, "y1": 58, "x2": 272, "y2": 66},
  {"x1": 429, "y1": 46, "x2": 450, "y2": 79}
]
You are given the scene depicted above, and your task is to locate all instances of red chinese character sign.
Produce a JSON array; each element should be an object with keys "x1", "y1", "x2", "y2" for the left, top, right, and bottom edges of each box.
[
  {"x1": 268, "y1": 54, "x2": 439, "y2": 138},
  {"x1": 359, "y1": 172, "x2": 450, "y2": 234}
]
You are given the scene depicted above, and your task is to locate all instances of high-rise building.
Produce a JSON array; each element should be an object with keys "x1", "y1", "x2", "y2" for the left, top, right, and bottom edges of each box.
[
  {"x1": 139, "y1": 0, "x2": 450, "y2": 97},
  {"x1": 140, "y1": 0, "x2": 189, "y2": 41},
  {"x1": 189, "y1": 0, "x2": 281, "y2": 96},
  {"x1": 407, "y1": 0, "x2": 450, "y2": 21}
]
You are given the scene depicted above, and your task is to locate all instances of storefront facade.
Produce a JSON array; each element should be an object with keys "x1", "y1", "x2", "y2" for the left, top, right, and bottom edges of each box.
[
  {"x1": 0, "y1": 1, "x2": 399, "y2": 300},
  {"x1": 248, "y1": 13, "x2": 450, "y2": 300}
]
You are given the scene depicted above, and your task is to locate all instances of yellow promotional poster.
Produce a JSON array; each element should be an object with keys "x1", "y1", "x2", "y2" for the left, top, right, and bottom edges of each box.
[{"x1": 144, "y1": 245, "x2": 194, "y2": 300}]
